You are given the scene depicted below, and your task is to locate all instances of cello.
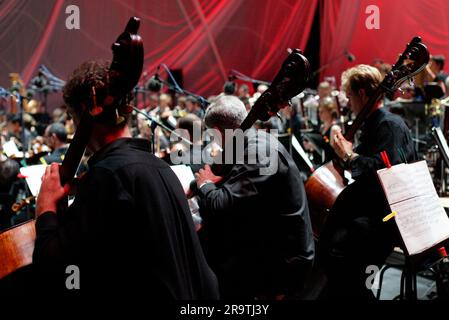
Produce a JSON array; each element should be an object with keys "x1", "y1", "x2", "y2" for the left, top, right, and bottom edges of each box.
[
  {"x1": 305, "y1": 37, "x2": 430, "y2": 237},
  {"x1": 0, "y1": 17, "x2": 144, "y2": 280}
]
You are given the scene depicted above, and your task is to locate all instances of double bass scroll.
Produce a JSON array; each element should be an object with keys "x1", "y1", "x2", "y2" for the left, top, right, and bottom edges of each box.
[
  {"x1": 239, "y1": 49, "x2": 311, "y2": 131},
  {"x1": 211, "y1": 49, "x2": 311, "y2": 177}
]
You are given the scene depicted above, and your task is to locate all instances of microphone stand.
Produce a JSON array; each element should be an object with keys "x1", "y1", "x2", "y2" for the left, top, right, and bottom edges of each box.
[
  {"x1": 229, "y1": 69, "x2": 271, "y2": 86},
  {"x1": 312, "y1": 51, "x2": 354, "y2": 79},
  {"x1": 158, "y1": 64, "x2": 210, "y2": 110}
]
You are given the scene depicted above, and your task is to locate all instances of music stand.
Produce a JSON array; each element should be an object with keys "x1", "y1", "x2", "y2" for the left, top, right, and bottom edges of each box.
[
  {"x1": 376, "y1": 159, "x2": 449, "y2": 300},
  {"x1": 388, "y1": 100, "x2": 427, "y2": 152},
  {"x1": 432, "y1": 127, "x2": 449, "y2": 195}
]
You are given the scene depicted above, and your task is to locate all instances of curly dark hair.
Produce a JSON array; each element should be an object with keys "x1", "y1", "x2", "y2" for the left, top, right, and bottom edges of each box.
[{"x1": 63, "y1": 60, "x2": 130, "y2": 126}]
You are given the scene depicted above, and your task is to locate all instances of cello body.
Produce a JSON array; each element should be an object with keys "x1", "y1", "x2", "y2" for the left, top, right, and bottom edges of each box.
[
  {"x1": 305, "y1": 161, "x2": 346, "y2": 237},
  {"x1": 0, "y1": 221, "x2": 35, "y2": 279}
]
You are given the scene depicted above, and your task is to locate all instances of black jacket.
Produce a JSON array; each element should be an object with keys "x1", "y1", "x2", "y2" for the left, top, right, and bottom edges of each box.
[
  {"x1": 350, "y1": 107, "x2": 417, "y2": 180},
  {"x1": 33, "y1": 138, "x2": 219, "y2": 299},
  {"x1": 197, "y1": 130, "x2": 315, "y2": 298},
  {"x1": 41, "y1": 146, "x2": 68, "y2": 164}
]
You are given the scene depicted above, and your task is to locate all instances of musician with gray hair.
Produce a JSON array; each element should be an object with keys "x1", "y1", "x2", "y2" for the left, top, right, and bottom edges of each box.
[
  {"x1": 194, "y1": 95, "x2": 314, "y2": 299},
  {"x1": 204, "y1": 95, "x2": 247, "y2": 130}
]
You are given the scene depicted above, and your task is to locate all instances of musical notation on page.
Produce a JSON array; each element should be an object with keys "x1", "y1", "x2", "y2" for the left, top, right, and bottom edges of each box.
[{"x1": 378, "y1": 160, "x2": 449, "y2": 255}]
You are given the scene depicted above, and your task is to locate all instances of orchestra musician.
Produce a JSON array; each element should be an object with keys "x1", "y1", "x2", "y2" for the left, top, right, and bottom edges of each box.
[
  {"x1": 424, "y1": 55, "x2": 448, "y2": 96},
  {"x1": 40, "y1": 123, "x2": 68, "y2": 165},
  {"x1": 303, "y1": 81, "x2": 333, "y2": 127},
  {"x1": 303, "y1": 96, "x2": 339, "y2": 165},
  {"x1": 320, "y1": 64, "x2": 418, "y2": 299},
  {"x1": 6, "y1": 114, "x2": 33, "y2": 151},
  {"x1": 33, "y1": 60, "x2": 219, "y2": 298},
  {"x1": 193, "y1": 95, "x2": 315, "y2": 299},
  {"x1": 0, "y1": 159, "x2": 21, "y2": 230},
  {"x1": 185, "y1": 95, "x2": 205, "y2": 119},
  {"x1": 172, "y1": 113, "x2": 208, "y2": 173}
]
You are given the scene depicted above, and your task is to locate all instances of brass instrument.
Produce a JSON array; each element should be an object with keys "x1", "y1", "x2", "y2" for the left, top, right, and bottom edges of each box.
[
  {"x1": 24, "y1": 99, "x2": 41, "y2": 114},
  {"x1": 11, "y1": 196, "x2": 35, "y2": 213},
  {"x1": 9, "y1": 73, "x2": 28, "y2": 111}
]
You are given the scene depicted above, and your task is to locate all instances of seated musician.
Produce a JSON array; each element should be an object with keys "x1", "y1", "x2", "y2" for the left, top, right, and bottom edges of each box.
[
  {"x1": 40, "y1": 123, "x2": 68, "y2": 164},
  {"x1": 425, "y1": 55, "x2": 448, "y2": 96},
  {"x1": 302, "y1": 81, "x2": 333, "y2": 128},
  {"x1": 33, "y1": 60, "x2": 219, "y2": 298},
  {"x1": 303, "y1": 97, "x2": 338, "y2": 165},
  {"x1": 321, "y1": 64, "x2": 417, "y2": 299},
  {"x1": 6, "y1": 114, "x2": 34, "y2": 151},
  {"x1": 172, "y1": 113, "x2": 208, "y2": 173},
  {"x1": 193, "y1": 95, "x2": 315, "y2": 299},
  {"x1": 0, "y1": 159, "x2": 21, "y2": 230},
  {"x1": 185, "y1": 95, "x2": 205, "y2": 119}
]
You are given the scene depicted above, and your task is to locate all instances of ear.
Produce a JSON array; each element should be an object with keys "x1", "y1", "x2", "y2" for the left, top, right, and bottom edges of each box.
[
  {"x1": 213, "y1": 126, "x2": 223, "y2": 135},
  {"x1": 358, "y1": 88, "x2": 367, "y2": 100}
]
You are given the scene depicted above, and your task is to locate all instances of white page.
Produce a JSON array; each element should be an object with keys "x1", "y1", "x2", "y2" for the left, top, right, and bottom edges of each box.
[
  {"x1": 170, "y1": 164, "x2": 202, "y2": 229},
  {"x1": 170, "y1": 164, "x2": 195, "y2": 194},
  {"x1": 377, "y1": 160, "x2": 449, "y2": 255},
  {"x1": 377, "y1": 161, "x2": 435, "y2": 204},
  {"x1": 392, "y1": 193, "x2": 449, "y2": 255},
  {"x1": 19, "y1": 164, "x2": 47, "y2": 196},
  {"x1": 3, "y1": 140, "x2": 20, "y2": 157}
]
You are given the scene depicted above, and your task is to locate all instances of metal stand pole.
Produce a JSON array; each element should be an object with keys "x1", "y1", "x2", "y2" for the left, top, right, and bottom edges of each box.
[
  {"x1": 441, "y1": 159, "x2": 446, "y2": 196},
  {"x1": 403, "y1": 257, "x2": 418, "y2": 300},
  {"x1": 415, "y1": 118, "x2": 419, "y2": 152}
]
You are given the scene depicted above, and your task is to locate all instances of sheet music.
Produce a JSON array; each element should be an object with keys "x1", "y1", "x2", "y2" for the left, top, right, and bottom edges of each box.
[
  {"x1": 19, "y1": 164, "x2": 46, "y2": 196},
  {"x1": 170, "y1": 164, "x2": 195, "y2": 194},
  {"x1": 170, "y1": 165, "x2": 202, "y2": 230},
  {"x1": 377, "y1": 160, "x2": 449, "y2": 255},
  {"x1": 378, "y1": 161, "x2": 435, "y2": 204},
  {"x1": 2, "y1": 140, "x2": 20, "y2": 157}
]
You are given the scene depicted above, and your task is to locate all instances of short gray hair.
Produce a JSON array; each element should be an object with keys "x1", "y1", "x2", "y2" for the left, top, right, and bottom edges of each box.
[{"x1": 204, "y1": 95, "x2": 247, "y2": 130}]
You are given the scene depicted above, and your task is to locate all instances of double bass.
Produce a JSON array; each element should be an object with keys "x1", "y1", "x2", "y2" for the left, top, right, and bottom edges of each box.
[
  {"x1": 305, "y1": 37, "x2": 430, "y2": 237},
  {"x1": 239, "y1": 49, "x2": 310, "y2": 131},
  {"x1": 209, "y1": 49, "x2": 310, "y2": 178},
  {"x1": 0, "y1": 17, "x2": 144, "y2": 280}
]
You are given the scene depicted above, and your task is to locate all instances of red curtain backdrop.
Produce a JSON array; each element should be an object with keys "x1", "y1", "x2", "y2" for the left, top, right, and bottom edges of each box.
[
  {"x1": 0, "y1": 0, "x2": 317, "y2": 99},
  {"x1": 320, "y1": 0, "x2": 449, "y2": 86}
]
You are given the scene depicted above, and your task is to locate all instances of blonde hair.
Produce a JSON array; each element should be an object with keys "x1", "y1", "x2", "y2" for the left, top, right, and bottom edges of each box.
[
  {"x1": 341, "y1": 64, "x2": 382, "y2": 98},
  {"x1": 159, "y1": 93, "x2": 173, "y2": 108}
]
